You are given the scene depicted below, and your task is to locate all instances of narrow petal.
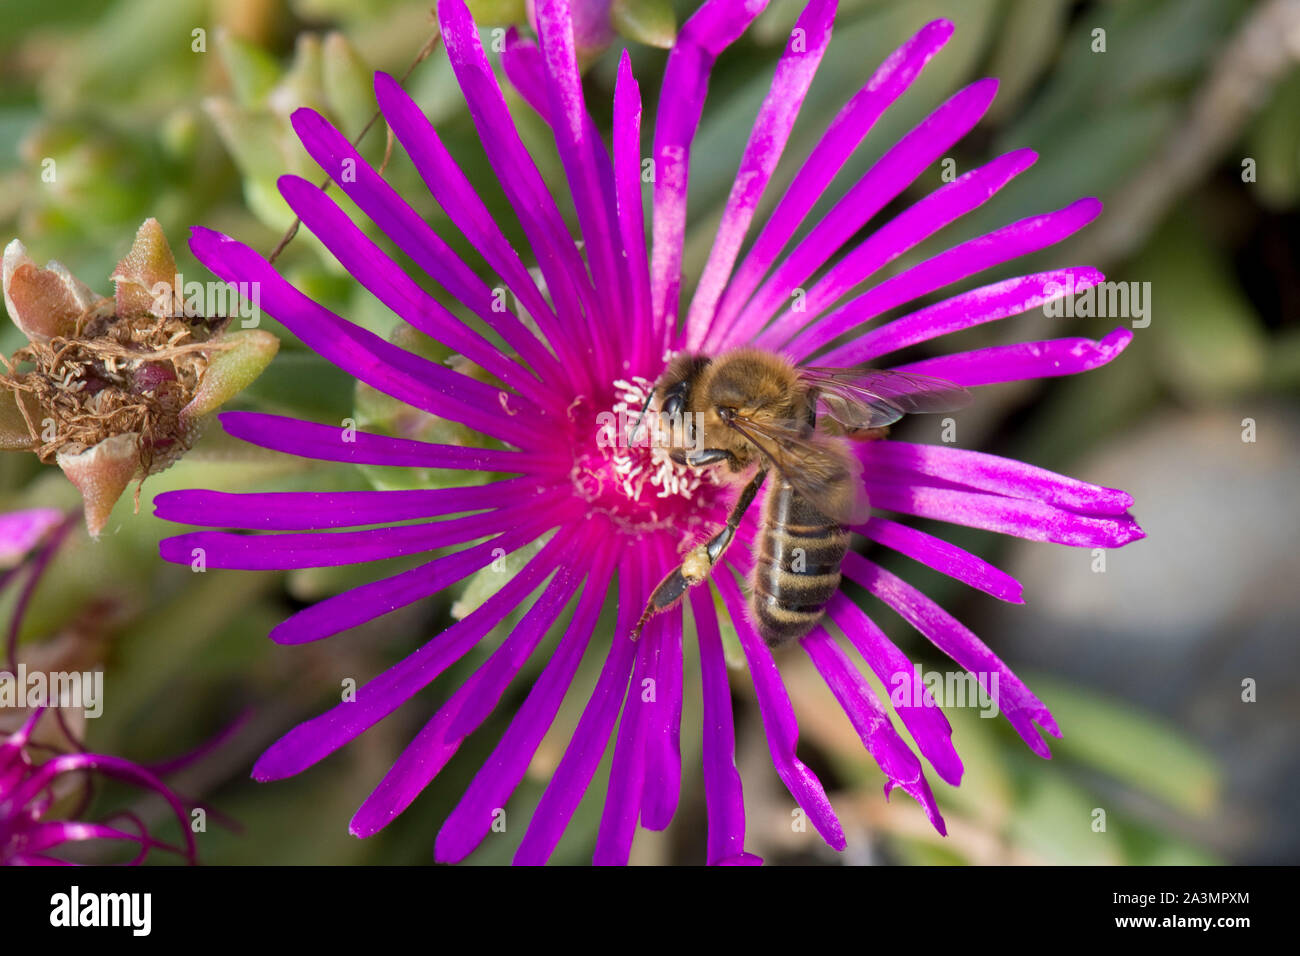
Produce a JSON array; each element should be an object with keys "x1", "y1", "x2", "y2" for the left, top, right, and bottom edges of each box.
[
  {"x1": 435, "y1": 543, "x2": 616, "y2": 862},
  {"x1": 515, "y1": 544, "x2": 657, "y2": 864},
  {"x1": 594, "y1": 588, "x2": 678, "y2": 864},
  {"x1": 785, "y1": 198, "x2": 1104, "y2": 360},
  {"x1": 438, "y1": 0, "x2": 599, "y2": 359},
  {"x1": 152, "y1": 479, "x2": 531, "y2": 531},
  {"x1": 500, "y1": 27, "x2": 553, "y2": 123},
  {"x1": 841, "y1": 552, "x2": 1061, "y2": 757},
  {"x1": 862, "y1": 478, "x2": 1145, "y2": 547},
  {"x1": 534, "y1": 2, "x2": 625, "y2": 321},
  {"x1": 726, "y1": 79, "x2": 1005, "y2": 348},
  {"x1": 716, "y1": 568, "x2": 846, "y2": 851},
  {"x1": 613, "y1": 52, "x2": 655, "y2": 365},
  {"x1": 252, "y1": 531, "x2": 574, "y2": 781},
  {"x1": 650, "y1": 0, "x2": 770, "y2": 333},
  {"x1": 683, "y1": 0, "x2": 837, "y2": 347},
  {"x1": 825, "y1": 594, "x2": 963, "y2": 786},
  {"x1": 350, "y1": 545, "x2": 592, "y2": 837},
  {"x1": 894, "y1": 326, "x2": 1134, "y2": 386},
  {"x1": 857, "y1": 515, "x2": 1023, "y2": 603},
  {"x1": 216, "y1": 410, "x2": 528, "y2": 472},
  {"x1": 689, "y1": 586, "x2": 752, "y2": 865},
  {"x1": 499, "y1": 26, "x2": 625, "y2": 378},
  {"x1": 444, "y1": 552, "x2": 593, "y2": 742},
  {"x1": 19, "y1": 821, "x2": 149, "y2": 854},
  {"x1": 860, "y1": 439, "x2": 1136, "y2": 514},
  {"x1": 188, "y1": 227, "x2": 538, "y2": 447},
  {"x1": 159, "y1": 493, "x2": 563, "y2": 570},
  {"x1": 373, "y1": 72, "x2": 578, "y2": 381},
  {"x1": 276, "y1": 172, "x2": 552, "y2": 405},
  {"x1": 757, "y1": 147, "x2": 1036, "y2": 350},
  {"x1": 639, "y1": 590, "x2": 683, "y2": 832},
  {"x1": 261, "y1": 503, "x2": 580, "y2": 645},
  {"x1": 288, "y1": 106, "x2": 568, "y2": 391},
  {"x1": 706, "y1": 18, "x2": 955, "y2": 344},
  {"x1": 13, "y1": 753, "x2": 195, "y2": 861},
  {"x1": 818, "y1": 267, "x2": 1104, "y2": 367},
  {"x1": 801, "y1": 629, "x2": 945, "y2": 834}
]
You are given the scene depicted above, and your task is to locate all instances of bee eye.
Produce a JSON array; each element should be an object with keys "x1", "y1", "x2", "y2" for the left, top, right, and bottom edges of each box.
[
  {"x1": 716, "y1": 406, "x2": 735, "y2": 423},
  {"x1": 663, "y1": 394, "x2": 684, "y2": 418}
]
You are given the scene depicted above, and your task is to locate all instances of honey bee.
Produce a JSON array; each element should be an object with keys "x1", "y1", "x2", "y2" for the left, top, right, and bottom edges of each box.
[{"x1": 632, "y1": 347, "x2": 970, "y2": 647}]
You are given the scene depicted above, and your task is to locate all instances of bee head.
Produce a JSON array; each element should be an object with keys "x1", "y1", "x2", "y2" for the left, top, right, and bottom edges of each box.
[{"x1": 705, "y1": 349, "x2": 800, "y2": 424}]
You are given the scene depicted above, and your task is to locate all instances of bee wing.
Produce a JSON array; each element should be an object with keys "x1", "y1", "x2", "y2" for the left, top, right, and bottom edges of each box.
[
  {"x1": 723, "y1": 414, "x2": 869, "y2": 526},
  {"x1": 799, "y1": 367, "x2": 972, "y2": 431}
]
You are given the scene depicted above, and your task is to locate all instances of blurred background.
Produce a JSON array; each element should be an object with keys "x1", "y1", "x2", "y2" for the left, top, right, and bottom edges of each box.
[{"x1": 0, "y1": 0, "x2": 1296, "y2": 865}]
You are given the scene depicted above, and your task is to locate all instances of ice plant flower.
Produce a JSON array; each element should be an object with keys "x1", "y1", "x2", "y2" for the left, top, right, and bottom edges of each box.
[
  {"x1": 0, "y1": 508, "x2": 64, "y2": 569},
  {"x1": 0, "y1": 511, "x2": 196, "y2": 865},
  {"x1": 156, "y1": 0, "x2": 1142, "y2": 864},
  {"x1": 0, "y1": 707, "x2": 197, "y2": 865},
  {"x1": 0, "y1": 219, "x2": 279, "y2": 536}
]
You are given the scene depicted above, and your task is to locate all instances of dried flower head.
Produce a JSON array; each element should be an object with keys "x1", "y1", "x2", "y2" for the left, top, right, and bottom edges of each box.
[{"x1": 1, "y1": 219, "x2": 279, "y2": 536}]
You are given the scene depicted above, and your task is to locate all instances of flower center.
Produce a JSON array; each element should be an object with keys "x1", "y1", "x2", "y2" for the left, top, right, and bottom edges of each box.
[{"x1": 562, "y1": 377, "x2": 732, "y2": 536}]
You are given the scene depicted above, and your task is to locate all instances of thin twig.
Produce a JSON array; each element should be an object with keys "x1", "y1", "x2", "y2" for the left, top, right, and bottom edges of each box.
[
  {"x1": 1072, "y1": 0, "x2": 1300, "y2": 267},
  {"x1": 267, "y1": 23, "x2": 444, "y2": 264}
]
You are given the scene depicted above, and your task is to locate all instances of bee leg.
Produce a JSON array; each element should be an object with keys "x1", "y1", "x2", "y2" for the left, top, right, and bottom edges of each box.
[
  {"x1": 684, "y1": 448, "x2": 735, "y2": 467},
  {"x1": 669, "y1": 447, "x2": 737, "y2": 468},
  {"x1": 632, "y1": 468, "x2": 768, "y2": 638}
]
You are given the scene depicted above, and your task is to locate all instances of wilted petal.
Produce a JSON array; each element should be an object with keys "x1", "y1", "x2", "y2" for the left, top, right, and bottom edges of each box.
[
  {"x1": 0, "y1": 508, "x2": 65, "y2": 566},
  {"x1": 611, "y1": 0, "x2": 676, "y2": 50},
  {"x1": 56, "y1": 433, "x2": 141, "y2": 538},
  {"x1": 0, "y1": 390, "x2": 40, "y2": 451},
  {"x1": 110, "y1": 218, "x2": 180, "y2": 319},
  {"x1": 179, "y1": 329, "x2": 279, "y2": 427},
  {"x1": 2, "y1": 240, "x2": 105, "y2": 342}
]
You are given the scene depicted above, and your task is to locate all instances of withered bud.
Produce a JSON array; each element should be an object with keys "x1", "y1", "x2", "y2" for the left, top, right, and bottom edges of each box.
[{"x1": 1, "y1": 219, "x2": 279, "y2": 537}]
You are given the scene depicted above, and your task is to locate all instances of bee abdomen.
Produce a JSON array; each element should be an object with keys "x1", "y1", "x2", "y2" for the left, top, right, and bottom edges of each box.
[{"x1": 749, "y1": 484, "x2": 849, "y2": 647}]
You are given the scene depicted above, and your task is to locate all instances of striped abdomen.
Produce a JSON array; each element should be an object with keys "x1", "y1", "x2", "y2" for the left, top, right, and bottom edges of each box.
[{"x1": 749, "y1": 479, "x2": 849, "y2": 647}]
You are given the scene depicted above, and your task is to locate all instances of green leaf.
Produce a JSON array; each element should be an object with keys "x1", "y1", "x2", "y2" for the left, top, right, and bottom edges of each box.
[
  {"x1": 1029, "y1": 674, "x2": 1220, "y2": 817},
  {"x1": 985, "y1": 0, "x2": 1071, "y2": 124},
  {"x1": 1007, "y1": 772, "x2": 1124, "y2": 864},
  {"x1": 228, "y1": 350, "x2": 354, "y2": 422},
  {"x1": 1245, "y1": 66, "x2": 1300, "y2": 208},
  {"x1": 1132, "y1": 214, "x2": 1268, "y2": 401},
  {"x1": 321, "y1": 32, "x2": 379, "y2": 141},
  {"x1": 450, "y1": 535, "x2": 548, "y2": 619},
  {"x1": 215, "y1": 30, "x2": 283, "y2": 109},
  {"x1": 612, "y1": 0, "x2": 676, "y2": 50}
]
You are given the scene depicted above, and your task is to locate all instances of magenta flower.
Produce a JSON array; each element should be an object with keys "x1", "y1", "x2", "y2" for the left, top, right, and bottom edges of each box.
[
  {"x1": 156, "y1": 0, "x2": 1142, "y2": 864},
  {"x1": 0, "y1": 511, "x2": 196, "y2": 865},
  {"x1": 0, "y1": 708, "x2": 197, "y2": 865},
  {"x1": 0, "y1": 509, "x2": 64, "y2": 568}
]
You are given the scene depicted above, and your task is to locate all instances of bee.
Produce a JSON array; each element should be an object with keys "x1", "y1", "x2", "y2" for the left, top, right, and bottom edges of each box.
[{"x1": 632, "y1": 347, "x2": 970, "y2": 647}]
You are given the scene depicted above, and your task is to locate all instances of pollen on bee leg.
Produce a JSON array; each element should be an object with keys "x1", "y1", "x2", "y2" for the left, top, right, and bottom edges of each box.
[{"x1": 681, "y1": 545, "x2": 711, "y2": 583}]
